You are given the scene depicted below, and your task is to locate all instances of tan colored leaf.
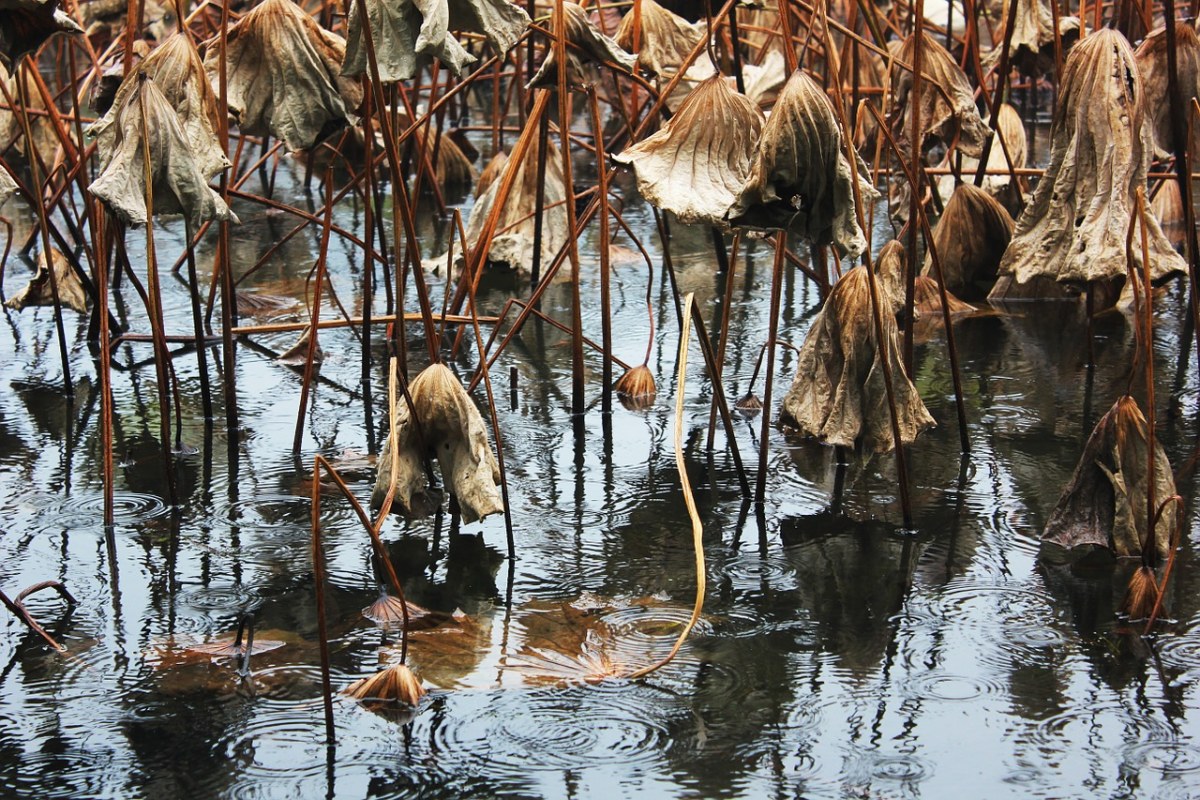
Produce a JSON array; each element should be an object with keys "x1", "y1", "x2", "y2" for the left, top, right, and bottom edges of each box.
[
  {"x1": 890, "y1": 30, "x2": 990, "y2": 159},
  {"x1": 475, "y1": 150, "x2": 508, "y2": 199},
  {"x1": 983, "y1": 0, "x2": 1080, "y2": 76},
  {"x1": 88, "y1": 75, "x2": 235, "y2": 228},
  {"x1": 615, "y1": 0, "x2": 704, "y2": 78},
  {"x1": 780, "y1": 240, "x2": 935, "y2": 452},
  {"x1": 371, "y1": 363, "x2": 504, "y2": 524},
  {"x1": 345, "y1": 662, "x2": 426, "y2": 707},
  {"x1": 5, "y1": 247, "x2": 87, "y2": 313},
  {"x1": 613, "y1": 74, "x2": 763, "y2": 226},
  {"x1": 614, "y1": 364, "x2": 656, "y2": 411},
  {"x1": 1042, "y1": 395, "x2": 1176, "y2": 560},
  {"x1": 528, "y1": 1, "x2": 636, "y2": 88},
  {"x1": 727, "y1": 69, "x2": 878, "y2": 260},
  {"x1": 934, "y1": 102, "x2": 1027, "y2": 215},
  {"x1": 921, "y1": 183, "x2": 1014, "y2": 299},
  {"x1": 994, "y1": 29, "x2": 1186, "y2": 295},
  {"x1": 1151, "y1": 178, "x2": 1185, "y2": 254},
  {"x1": 0, "y1": 162, "x2": 15, "y2": 205},
  {"x1": 0, "y1": 0, "x2": 82, "y2": 67},
  {"x1": 205, "y1": 0, "x2": 360, "y2": 152},
  {"x1": 1135, "y1": 23, "x2": 1200, "y2": 160}
]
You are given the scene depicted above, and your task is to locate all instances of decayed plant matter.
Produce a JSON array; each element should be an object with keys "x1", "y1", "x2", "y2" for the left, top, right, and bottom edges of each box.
[
  {"x1": 922, "y1": 183, "x2": 1014, "y2": 299},
  {"x1": 615, "y1": 0, "x2": 703, "y2": 78},
  {"x1": 205, "y1": 0, "x2": 361, "y2": 152},
  {"x1": 89, "y1": 75, "x2": 235, "y2": 228},
  {"x1": 371, "y1": 364, "x2": 503, "y2": 524},
  {"x1": 5, "y1": 247, "x2": 87, "y2": 312},
  {"x1": 1042, "y1": 395, "x2": 1175, "y2": 560},
  {"x1": 983, "y1": 0, "x2": 1079, "y2": 76},
  {"x1": 993, "y1": 29, "x2": 1186, "y2": 294},
  {"x1": 613, "y1": 74, "x2": 763, "y2": 227},
  {"x1": 890, "y1": 31, "x2": 989, "y2": 158},
  {"x1": 528, "y1": 1, "x2": 635, "y2": 88},
  {"x1": 344, "y1": 0, "x2": 529, "y2": 83},
  {"x1": 0, "y1": 0, "x2": 81, "y2": 67},
  {"x1": 780, "y1": 241, "x2": 935, "y2": 452},
  {"x1": 727, "y1": 69, "x2": 877, "y2": 260},
  {"x1": 1135, "y1": 23, "x2": 1200, "y2": 160}
]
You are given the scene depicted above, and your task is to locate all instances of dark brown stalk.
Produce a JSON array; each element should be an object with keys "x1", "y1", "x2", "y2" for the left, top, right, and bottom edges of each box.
[
  {"x1": 310, "y1": 458, "x2": 336, "y2": 746},
  {"x1": 588, "y1": 86, "x2": 615, "y2": 415},
  {"x1": 905, "y1": 0, "x2": 924, "y2": 374},
  {"x1": 1144, "y1": 495, "x2": 1186, "y2": 630},
  {"x1": 96, "y1": 212, "x2": 115, "y2": 527},
  {"x1": 0, "y1": 587, "x2": 66, "y2": 652},
  {"x1": 531, "y1": 110, "x2": 550, "y2": 291},
  {"x1": 292, "y1": 171, "x2": 337, "y2": 454},
  {"x1": 755, "y1": 237, "x2": 787, "y2": 506},
  {"x1": 182, "y1": 220, "x2": 214, "y2": 422},
  {"x1": 708, "y1": 235, "x2": 740, "y2": 451},
  {"x1": 975, "y1": 0, "x2": 1022, "y2": 187},
  {"x1": 216, "y1": 0, "x2": 239, "y2": 441},
  {"x1": 1136, "y1": 188, "x2": 1157, "y2": 567}
]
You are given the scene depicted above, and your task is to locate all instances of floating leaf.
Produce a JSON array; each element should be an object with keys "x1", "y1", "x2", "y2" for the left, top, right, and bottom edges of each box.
[
  {"x1": 5, "y1": 247, "x2": 88, "y2": 313},
  {"x1": 528, "y1": 1, "x2": 636, "y2": 88}
]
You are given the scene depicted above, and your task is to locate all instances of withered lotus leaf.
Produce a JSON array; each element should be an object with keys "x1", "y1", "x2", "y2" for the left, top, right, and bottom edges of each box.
[
  {"x1": 983, "y1": 0, "x2": 1079, "y2": 76},
  {"x1": 615, "y1": 0, "x2": 704, "y2": 78},
  {"x1": 1135, "y1": 24, "x2": 1200, "y2": 160},
  {"x1": 5, "y1": 247, "x2": 88, "y2": 313},
  {"x1": 922, "y1": 183, "x2": 1014, "y2": 299},
  {"x1": 88, "y1": 75, "x2": 235, "y2": 228},
  {"x1": 740, "y1": 47, "x2": 787, "y2": 109},
  {"x1": 91, "y1": 33, "x2": 229, "y2": 189},
  {"x1": 891, "y1": 31, "x2": 989, "y2": 159},
  {"x1": 0, "y1": 0, "x2": 82, "y2": 67},
  {"x1": 0, "y1": 163, "x2": 15, "y2": 204},
  {"x1": 474, "y1": 150, "x2": 507, "y2": 199},
  {"x1": 1152, "y1": 178, "x2": 1185, "y2": 253},
  {"x1": 994, "y1": 29, "x2": 1186, "y2": 293},
  {"x1": 528, "y1": 1, "x2": 636, "y2": 88},
  {"x1": 371, "y1": 363, "x2": 503, "y2": 524},
  {"x1": 780, "y1": 241, "x2": 935, "y2": 452},
  {"x1": 727, "y1": 69, "x2": 878, "y2": 260},
  {"x1": 345, "y1": 662, "x2": 426, "y2": 707},
  {"x1": 936, "y1": 102, "x2": 1027, "y2": 216},
  {"x1": 1042, "y1": 395, "x2": 1175, "y2": 560},
  {"x1": 613, "y1": 74, "x2": 763, "y2": 226},
  {"x1": 614, "y1": 364, "x2": 656, "y2": 411},
  {"x1": 205, "y1": 0, "x2": 360, "y2": 152}
]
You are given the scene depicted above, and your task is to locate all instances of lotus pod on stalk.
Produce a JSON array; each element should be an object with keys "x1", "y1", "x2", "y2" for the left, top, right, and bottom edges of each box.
[
  {"x1": 5, "y1": 247, "x2": 87, "y2": 313},
  {"x1": 982, "y1": 0, "x2": 1080, "y2": 76},
  {"x1": 1135, "y1": 23, "x2": 1200, "y2": 161},
  {"x1": 890, "y1": 31, "x2": 989, "y2": 160},
  {"x1": 344, "y1": 0, "x2": 529, "y2": 83},
  {"x1": 88, "y1": 76, "x2": 235, "y2": 228},
  {"x1": 371, "y1": 364, "x2": 504, "y2": 524},
  {"x1": 91, "y1": 34, "x2": 229, "y2": 187},
  {"x1": 1042, "y1": 395, "x2": 1175, "y2": 561},
  {"x1": 726, "y1": 69, "x2": 878, "y2": 261},
  {"x1": 204, "y1": 0, "x2": 361, "y2": 152},
  {"x1": 527, "y1": 1, "x2": 636, "y2": 89},
  {"x1": 991, "y1": 29, "x2": 1186, "y2": 297},
  {"x1": 613, "y1": 74, "x2": 763, "y2": 227},
  {"x1": 0, "y1": 0, "x2": 82, "y2": 68},
  {"x1": 921, "y1": 183, "x2": 1014, "y2": 299},
  {"x1": 780, "y1": 241, "x2": 935, "y2": 453}
]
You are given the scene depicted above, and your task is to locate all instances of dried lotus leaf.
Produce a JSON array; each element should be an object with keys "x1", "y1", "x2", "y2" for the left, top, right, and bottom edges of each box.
[
  {"x1": 0, "y1": 0, "x2": 82, "y2": 68},
  {"x1": 5, "y1": 247, "x2": 88, "y2": 313},
  {"x1": 613, "y1": 74, "x2": 763, "y2": 226},
  {"x1": 1134, "y1": 24, "x2": 1200, "y2": 160},
  {"x1": 726, "y1": 69, "x2": 878, "y2": 260},
  {"x1": 994, "y1": 29, "x2": 1186, "y2": 297},
  {"x1": 0, "y1": 162, "x2": 15, "y2": 205},
  {"x1": 206, "y1": 0, "x2": 360, "y2": 152},
  {"x1": 345, "y1": 662, "x2": 426, "y2": 707},
  {"x1": 475, "y1": 151, "x2": 508, "y2": 198},
  {"x1": 615, "y1": 0, "x2": 704, "y2": 78},
  {"x1": 983, "y1": 0, "x2": 1080, "y2": 76},
  {"x1": 921, "y1": 183, "x2": 1014, "y2": 299},
  {"x1": 1151, "y1": 179, "x2": 1185, "y2": 253},
  {"x1": 88, "y1": 76, "x2": 235, "y2": 228},
  {"x1": 935, "y1": 102, "x2": 1027, "y2": 216},
  {"x1": 372, "y1": 363, "x2": 504, "y2": 524},
  {"x1": 527, "y1": 1, "x2": 636, "y2": 88},
  {"x1": 1042, "y1": 395, "x2": 1175, "y2": 560},
  {"x1": 780, "y1": 241, "x2": 935, "y2": 452},
  {"x1": 890, "y1": 31, "x2": 989, "y2": 159}
]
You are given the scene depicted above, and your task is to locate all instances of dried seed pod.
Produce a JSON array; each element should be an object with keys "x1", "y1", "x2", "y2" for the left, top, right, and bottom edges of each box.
[
  {"x1": 779, "y1": 241, "x2": 935, "y2": 452},
  {"x1": 205, "y1": 0, "x2": 361, "y2": 152},
  {"x1": 371, "y1": 363, "x2": 504, "y2": 524},
  {"x1": 613, "y1": 74, "x2": 763, "y2": 227},
  {"x1": 727, "y1": 69, "x2": 878, "y2": 260},
  {"x1": 345, "y1": 662, "x2": 426, "y2": 707},
  {"x1": 0, "y1": 0, "x2": 82, "y2": 67},
  {"x1": 614, "y1": 364, "x2": 656, "y2": 411},
  {"x1": 1135, "y1": 23, "x2": 1200, "y2": 160},
  {"x1": 922, "y1": 183, "x2": 1014, "y2": 299},
  {"x1": 527, "y1": 1, "x2": 636, "y2": 89},
  {"x1": 890, "y1": 30, "x2": 989, "y2": 159},
  {"x1": 1042, "y1": 395, "x2": 1176, "y2": 561},
  {"x1": 88, "y1": 75, "x2": 235, "y2": 228},
  {"x1": 5, "y1": 247, "x2": 88, "y2": 313},
  {"x1": 993, "y1": 29, "x2": 1186, "y2": 297}
]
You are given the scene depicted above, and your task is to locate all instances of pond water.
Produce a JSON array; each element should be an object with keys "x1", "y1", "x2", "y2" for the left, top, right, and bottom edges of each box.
[{"x1": 1, "y1": 111, "x2": 1200, "y2": 800}]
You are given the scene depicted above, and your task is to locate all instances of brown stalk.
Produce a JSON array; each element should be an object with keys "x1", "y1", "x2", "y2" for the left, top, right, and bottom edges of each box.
[
  {"x1": 754, "y1": 236, "x2": 787, "y2": 506},
  {"x1": 292, "y1": 169, "x2": 337, "y2": 453},
  {"x1": 588, "y1": 85, "x2": 615, "y2": 415},
  {"x1": 1144, "y1": 495, "x2": 1186, "y2": 631},
  {"x1": 905, "y1": 0, "x2": 924, "y2": 374},
  {"x1": 216, "y1": 0, "x2": 239, "y2": 442},
  {"x1": 310, "y1": 457, "x2": 336, "y2": 746}
]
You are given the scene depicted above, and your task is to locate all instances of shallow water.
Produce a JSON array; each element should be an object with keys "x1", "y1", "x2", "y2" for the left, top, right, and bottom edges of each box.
[{"x1": 2, "y1": 121, "x2": 1200, "y2": 800}]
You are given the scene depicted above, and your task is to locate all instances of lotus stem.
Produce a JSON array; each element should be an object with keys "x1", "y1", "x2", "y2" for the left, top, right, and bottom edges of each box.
[{"x1": 292, "y1": 169, "x2": 336, "y2": 454}]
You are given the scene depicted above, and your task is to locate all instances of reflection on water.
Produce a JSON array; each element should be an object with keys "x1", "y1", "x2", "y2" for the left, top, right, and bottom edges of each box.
[{"x1": 2, "y1": 128, "x2": 1200, "y2": 800}]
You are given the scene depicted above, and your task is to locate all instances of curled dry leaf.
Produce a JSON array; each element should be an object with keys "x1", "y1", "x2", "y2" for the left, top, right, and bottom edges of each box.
[
  {"x1": 91, "y1": 34, "x2": 230, "y2": 191},
  {"x1": 371, "y1": 363, "x2": 503, "y2": 524},
  {"x1": 780, "y1": 241, "x2": 934, "y2": 452},
  {"x1": 405, "y1": 125, "x2": 477, "y2": 191},
  {"x1": 890, "y1": 31, "x2": 989, "y2": 159},
  {"x1": 0, "y1": 0, "x2": 82, "y2": 67},
  {"x1": 0, "y1": 63, "x2": 65, "y2": 166},
  {"x1": 88, "y1": 75, "x2": 235, "y2": 228},
  {"x1": 1151, "y1": 178, "x2": 1185, "y2": 254},
  {"x1": 614, "y1": 364, "x2": 656, "y2": 411},
  {"x1": 0, "y1": 162, "x2": 15, "y2": 205},
  {"x1": 5, "y1": 247, "x2": 87, "y2": 313},
  {"x1": 935, "y1": 102, "x2": 1027, "y2": 216},
  {"x1": 911, "y1": 275, "x2": 976, "y2": 344},
  {"x1": 475, "y1": 151, "x2": 507, "y2": 199},
  {"x1": 1135, "y1": 24, "x2": 1200, "y2": 160},
  {"x1": 727, "y1": 69, "x2": 878, "y2": 260},
  {"x1": 205, "y1": 0, "x2": 360, "y2": 152},
  {"x1": 528, "y1": 1, "x2": 636, "y2": 89},
  {"x1": 615, "y1": 0, "x2": 703, "y2": 78},
  {"x1": 993, "y1": 29, "x2": 1186, "y2": 296},
  {"x1": 345, "y1": 662, "x2": 426, "y2": 707},
  {"x1": 613, "y1": 74, "x2": 763, "y2": 227},
  {"x1": 983, "y1": 0, "x2": 1079, "y2": 76},
  {"x1": 921, "y1": 183, "x2": 1014, "y2": 299},
  {"x1": 1042, "y1": 395, "x2": 1175, "y2": 561},
  {"x1": 740, "y1": 47, "x2": 787, "y2": 109}
]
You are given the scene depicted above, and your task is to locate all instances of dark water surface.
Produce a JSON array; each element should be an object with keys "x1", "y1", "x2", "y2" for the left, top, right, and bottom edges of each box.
[{"x1": 2, "y1": 134, "x2": 1200, "y2": 799}]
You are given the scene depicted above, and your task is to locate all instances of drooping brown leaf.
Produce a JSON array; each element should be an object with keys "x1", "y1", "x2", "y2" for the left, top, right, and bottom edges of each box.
[
  {"x1": 727, "y1": 69, "x2": 878, "y2": 260},
  {"x1": 922, "y1": 183, "x2": 1014, "y2": 299},
  {"x1": 780, "y1": 241, "x2": 935, "y2": 452},
  {"x1": 935, "y1": 102, "x2": 1027, "y2": 216},
  {"x1": 983, "y1": 0, "x2": 1080, "y2": 76},
  {"x1": 0, "y1": 62, "x2": 66, "y2": 166},
  {"x1": 88, "y1": 75, "x2": 235, "y2": 228},
  {"x1": 0, "y1": 162, "x2": 16, "y2": 205},
  {"x1": 475, "y1": 150, "x2": 507, "y2": 199},
  {"x1": 615, "y1": 0, "x2": 703, "y2": 78},
  {"x1": 0, "y1": 0, "x2": 82, "y2": 67},
  {"x1": 993, "y1": 29, "x2": 1186, "y2": 296},
  {"x1": 528, "y1": 1, "x2": 636, "y2": 88},
  {"x1": 1042, "y1": 395, "x2": 1176, "y2": 560},
  {"x1": 1135, "y1": 23, "x2": 1200, "y2": 160},
  {"x1": 614, "y1": 364, "x2": 656, "y2": 410},
  {"x1": 274, "y1": 327, "x2": 322, "y2": 367},
  {"x1": 890, "y1": 31, "x2": 989, "y2": 159},
  {"x1": 613, "y1": 74, "x2": 763, "y2": 226},
  {"x1": 403, "y1": 121, "x2": 477, "y2": 191},
  {"x1": 911, "y1": 275, "x2": 978, "y2": 343},
  {"x1": 741, "y1": 47, "x2": 787, "y2": 109},
  {"x1": 371, "y1": 363, "x2": 503, "y2": 523},
  {"x1": 5, "y1": 247, "x2": 88, "y2": 313},
  {"x1": 1151, "y1": 178, "x2": 1185, "y2": 253},
  {"x1": 205, "y1": 0, "x2": 361, "y2": 152},
  {"x1": 345, "y1": 662, "x2": 426, "y2": 707}
]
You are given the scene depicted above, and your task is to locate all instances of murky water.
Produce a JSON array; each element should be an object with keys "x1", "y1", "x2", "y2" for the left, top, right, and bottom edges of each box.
[{"x1": 2, "y1": 115, "x2": 1200, "y2": 799}]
